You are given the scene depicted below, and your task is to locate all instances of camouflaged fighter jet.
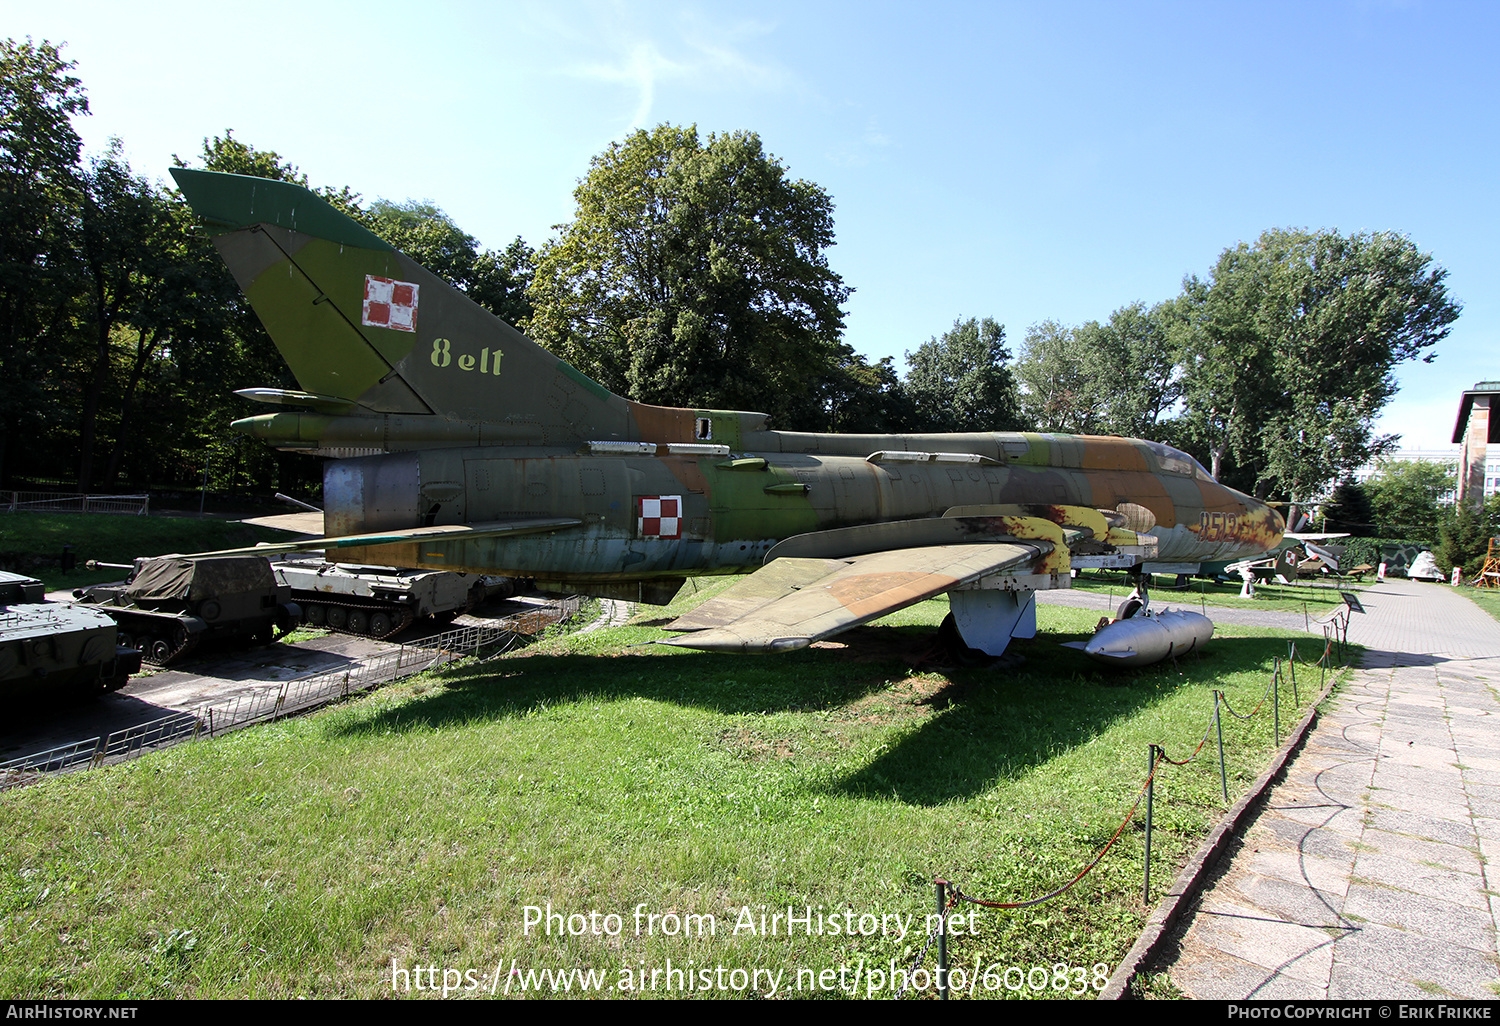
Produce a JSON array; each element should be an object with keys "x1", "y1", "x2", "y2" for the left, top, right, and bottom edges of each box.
[{"x1": 171, "y1": 168, "x2": 1285, "y2": 657}]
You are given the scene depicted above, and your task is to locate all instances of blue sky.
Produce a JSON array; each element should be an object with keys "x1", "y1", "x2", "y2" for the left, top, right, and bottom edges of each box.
[{"x1": 7, "y1": 0, "x2": 1494, "y2": 451}]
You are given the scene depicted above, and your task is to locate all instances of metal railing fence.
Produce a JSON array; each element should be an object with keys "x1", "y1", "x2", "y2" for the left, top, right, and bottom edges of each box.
[
  {"x1": 0, "y1": 595, "x2": 582, "y2": 790},
  {"x1": 3, "y1": 492, "x2": 150, "y2": 515}
]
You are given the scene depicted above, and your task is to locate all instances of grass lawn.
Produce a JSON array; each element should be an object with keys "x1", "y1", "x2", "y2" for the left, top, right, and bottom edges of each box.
[
  {"x1": 1070, "y1": 570, "x2": 1363, "y2": 617},
  {"x1": 0, "y1": 513, "x2": 283, "y2": 591},
  {"x1": 0, "y1": 582, "x2": 1345, "y2": 999},
  {"x1": 1460, "y1": 587, "x2": 1500, "y2": 624}
]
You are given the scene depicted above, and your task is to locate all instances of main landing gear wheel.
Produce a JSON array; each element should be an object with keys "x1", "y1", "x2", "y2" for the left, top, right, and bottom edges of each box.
[
  {"x1": 938, "y1": 614, "x2": 1029, "y2": 670},
  {"x1": 938, "y1": 614, "x2": 989, "y2": 666}
]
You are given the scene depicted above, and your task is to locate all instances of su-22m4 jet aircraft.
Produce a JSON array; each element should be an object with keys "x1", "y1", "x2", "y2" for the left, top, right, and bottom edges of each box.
[{"x1": 171, "y1": 168, "x2": 1284, "y2": 658}]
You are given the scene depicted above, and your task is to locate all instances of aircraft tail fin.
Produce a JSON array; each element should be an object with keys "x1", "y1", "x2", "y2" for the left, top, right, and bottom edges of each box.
[{"x1": 170, "y1": 168, "x2": 631, "y2": 443}]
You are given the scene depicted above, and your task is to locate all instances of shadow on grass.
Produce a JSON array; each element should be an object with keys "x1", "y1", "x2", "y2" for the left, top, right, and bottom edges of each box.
[
  {"x1": 829, "y1": 632, "x2": 1295, "y2": 804},
  {"x1": 324, "y1": 620, "x2": 1301, "y2": 806}
]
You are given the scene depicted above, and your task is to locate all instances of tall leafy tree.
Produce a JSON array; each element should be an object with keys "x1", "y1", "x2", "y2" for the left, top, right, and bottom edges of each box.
[
  {"x1": 1437, "y1": 493, "x2": 1500, "y2": 579},
  {"x1": 364, "y1": 199, "x2": 533, "y2": 326},
  {"x1": 1014, "y1": 301, "x2": 1181, "y2": 437},
  {"x1": 1319, "y1": 479, "x2": 1375, "y2": 536},
  {"x1": 902, "y1": 317, "x2": 1023, "y2": 432},
  {"x1": 0, "y1": 38, "x2": 88, "y2": 485},
  {"x1": 1177, "y1": 229, "x2": 1460, "y2": 501},
  {"x1": 1014, "y1": 319, "x2": 1098, "y2": 434},
  {"x1": 67, "y1": 143, "x2": 202, "y2": 491},
  {"x1": 1078, "y1": 300, "x2": 1184, "y2": 437},
  {"x1": 1365, "y1": 459, "x2": 1455, "y2": 540},
  {"x1": 528, "y1": 124, "x2": 851, "y2": 426}
]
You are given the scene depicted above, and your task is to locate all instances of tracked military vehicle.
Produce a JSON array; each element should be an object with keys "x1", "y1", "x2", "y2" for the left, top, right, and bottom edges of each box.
[
  {"x1": 272, "y1": 561, "x2": 502, "y2": 638},
  {"x1": 0, "y1": 571, "x2": 141, "y2": 702},
  {"x1": 74, "y1": 556, "x2": 299, "y2": 666}
]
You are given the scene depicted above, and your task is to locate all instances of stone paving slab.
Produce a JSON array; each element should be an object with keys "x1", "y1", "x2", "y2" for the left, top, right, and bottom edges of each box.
[{"x1": 1144, "y1": 578, "x2": 1500, "y2": 999}]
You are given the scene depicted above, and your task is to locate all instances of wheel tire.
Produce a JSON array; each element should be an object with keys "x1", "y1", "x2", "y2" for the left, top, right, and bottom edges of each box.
[
  {"x1": 347, "y1": 610, "x2": 368, "y2": 635},
  {"x1": 1117, "y1": 597, "x2": 1145, "y2": 620},
  {"x1": 369, "y1": 611, "x2": 394, "y2": 637},
  {"x1": 327, "y1": 607, "x2": 348, "y2": 629},
  {"x1": 307, "y1": 604, "x2": 326, "y2": 626},
  {"x1": 147, "y1": 637, "x2": 173, "y2": 665}
]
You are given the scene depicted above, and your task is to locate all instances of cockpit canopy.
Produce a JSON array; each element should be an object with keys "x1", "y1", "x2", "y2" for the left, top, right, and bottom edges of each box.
[{"x1": 1142, "y1": 441, "x2": 1214, "y2": 482}]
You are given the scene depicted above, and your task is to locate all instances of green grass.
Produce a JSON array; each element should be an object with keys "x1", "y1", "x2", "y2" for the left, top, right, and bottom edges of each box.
[
  {"x1": 0, "y1": 513, "x2": 282, "y2": 590},
  {"x1": 1461, "y1": 588, "x2": 1500, "y2": 624},
  {"x1": 0, "y1": 582, "x2": 1346, "y2": 999},
  {"x1": 1070, "y1": 571, "x2": 1362, "y2": 616}
]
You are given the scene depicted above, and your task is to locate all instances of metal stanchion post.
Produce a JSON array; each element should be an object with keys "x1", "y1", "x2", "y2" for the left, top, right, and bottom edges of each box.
[
  {"x1": 1214, "y1": 691, "x2": 1229, "y2": 804},
  {"x1": 935, "y1": 879, "x2": 949, "y2": 1001},
  {"x1": 1272, "y1": 658, "x2": 1281, "y2": 745},
  {"x1": 1144, "y1": 745, "x2": 1156, "y2": 905}
]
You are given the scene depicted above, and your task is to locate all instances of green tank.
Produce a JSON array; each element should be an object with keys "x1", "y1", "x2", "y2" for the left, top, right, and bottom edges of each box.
[
  {"x1": 73, "y1": 556, "x2": 300, "y2": 666},
  {"x1": 0, "y1": 571, "x2": 141, "y2": 703}
]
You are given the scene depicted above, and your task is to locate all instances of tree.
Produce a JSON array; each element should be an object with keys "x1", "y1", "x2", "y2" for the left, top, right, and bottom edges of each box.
[
  {"x1": 1014, "y1": 301, "x2": 1182, "y2": 438},
  {"x1": 528, "y1": 124, "x2": 851, "y2": 426},
  {"x1": 1176, "y1": 229, "x2": 1460, "y2": 503},
  {"x1": 365, "y1": 199, "x2": 533, "y2": 326},
  {"x1": 1319, "y1": 479, "x2": 1375, "y2": 536},
  {"x1": 1365, "y1": 459, "x2": 1455, "y2": 541},
  {"x1": 1081, "y1": 300, "x2": 1184, "y2": 438},
  {"x1": 1014, "y1": 320, "x2": 1096, "y2": 434},
  {"x1": 902, "y1": 317, "x2": 1023, "y2": 432},
  {"x1": 1436, "y1": 493, "x2": 1500, "y2": 579},
  {"x1": 0, "y1": 38, "x2": 89, "y2": 485},
  {"x1": 71, "y1": 142, "x2": 181, "y2": 490}
]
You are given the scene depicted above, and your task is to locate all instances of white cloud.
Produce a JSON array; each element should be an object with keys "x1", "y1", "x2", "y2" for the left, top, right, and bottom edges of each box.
[{"x1": 564, "y1": 5, "x2": 790, "y2": 130}]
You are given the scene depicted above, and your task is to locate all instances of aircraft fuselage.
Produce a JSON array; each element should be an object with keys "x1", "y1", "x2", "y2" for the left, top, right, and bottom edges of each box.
[{"x1": 326, "y1": 430, "x2": 1283, "y2": 597}]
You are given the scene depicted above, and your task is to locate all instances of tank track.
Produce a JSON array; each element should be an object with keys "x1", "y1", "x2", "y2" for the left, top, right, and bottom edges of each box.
[
  {"x1": 298, "y1": 599, "x2": 417, "y2": 640},
  {"x1": 117, "y1": 623, "x2": 201, "y2": 668}
]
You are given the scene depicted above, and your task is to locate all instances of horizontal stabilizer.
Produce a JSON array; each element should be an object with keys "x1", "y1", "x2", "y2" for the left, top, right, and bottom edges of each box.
[{"x1": 176, "y1": 518, "x2": 581, "y2": 559}]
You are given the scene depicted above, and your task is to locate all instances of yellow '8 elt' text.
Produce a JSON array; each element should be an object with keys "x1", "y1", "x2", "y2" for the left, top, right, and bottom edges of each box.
[{"x1": 431, "y1": 338, "x2": 503, "y2": 376}]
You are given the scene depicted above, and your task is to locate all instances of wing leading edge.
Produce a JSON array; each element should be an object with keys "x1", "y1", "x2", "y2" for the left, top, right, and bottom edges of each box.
[
  {"x1": 656, "y1": 541, "x2": 1052, "y2": 654},
  {"x1": 657, "y1": 506, "x2": 1158, "y2": 656}
]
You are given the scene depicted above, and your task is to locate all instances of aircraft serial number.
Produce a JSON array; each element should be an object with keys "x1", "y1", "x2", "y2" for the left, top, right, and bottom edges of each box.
[
  {"x1": 431, "y1": 338, "x2": 503, "y2": 376},
  {"x1": 1197, "y1": 510, "x2": 1241, "y2": 541}
]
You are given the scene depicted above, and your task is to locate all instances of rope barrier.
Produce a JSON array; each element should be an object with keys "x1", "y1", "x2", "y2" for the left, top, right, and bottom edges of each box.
[
  {"x1": 1158, "y1": 711, "x2": 1217, "y2": 766},
  {"x1": 923, "y1": 641, "x2": 1337, "y2": 986},
  {"x1": 953, "y1": 750, "x2": 1163, "y2": 911}
]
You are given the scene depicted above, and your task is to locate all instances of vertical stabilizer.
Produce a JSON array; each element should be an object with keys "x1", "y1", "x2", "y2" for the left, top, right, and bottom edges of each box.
[{"x1": 171, "y1": 168, "x2": 632, "y2": 444}]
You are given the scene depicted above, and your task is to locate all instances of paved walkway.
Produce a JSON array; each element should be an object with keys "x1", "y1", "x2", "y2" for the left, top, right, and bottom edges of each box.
[{"x1": 1144, "y1": 578, "x2": 1500, "y2": 999}]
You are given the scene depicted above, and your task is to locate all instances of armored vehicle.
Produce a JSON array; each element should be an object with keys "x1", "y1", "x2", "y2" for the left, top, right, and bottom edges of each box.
[
  {"x1": 0, "y1": 571, "x2": 141, "y2": 702},
  {"x1": 272, "y1": 561, "x2": 496, "y2": 638},
  {"x1": 74, "y1": 556, "x2": 299, "y2": 665}
]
